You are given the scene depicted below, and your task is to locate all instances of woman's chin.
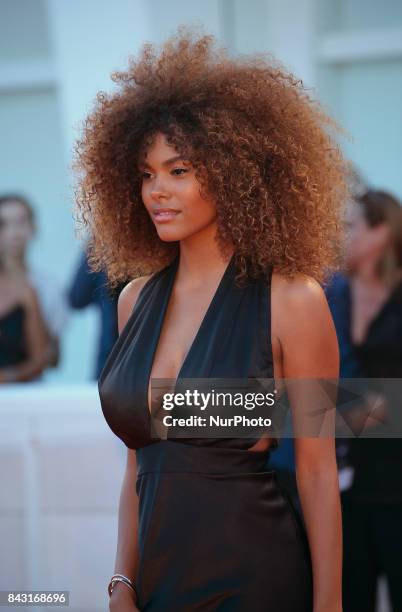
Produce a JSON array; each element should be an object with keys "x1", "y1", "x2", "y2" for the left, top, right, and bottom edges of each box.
[{"x1": 156, "y1": 227, "x2": 185, "y2": 242}]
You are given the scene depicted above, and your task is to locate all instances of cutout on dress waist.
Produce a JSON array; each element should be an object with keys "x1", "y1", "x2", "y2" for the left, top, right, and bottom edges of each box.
[{"x1": 247, "y1": 437, "x2": 275, "y2": 453}]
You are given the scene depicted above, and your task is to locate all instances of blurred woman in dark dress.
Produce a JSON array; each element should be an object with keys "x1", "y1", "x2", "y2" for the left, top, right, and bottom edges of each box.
[
  {"x1": 0, "y1": 198, "x2": 48, "y2": 382},
  {"x1": 330, "y1": 190, "x2": 402, "y2": 612}
]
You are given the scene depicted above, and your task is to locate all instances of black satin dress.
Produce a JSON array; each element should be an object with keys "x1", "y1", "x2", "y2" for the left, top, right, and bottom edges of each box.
[
  {"x1": 0, "y1": 304, "x2": 27, "y2": 367},
  {"x1": 99, "y1": 255, "x2": 313, "y2": 611}
]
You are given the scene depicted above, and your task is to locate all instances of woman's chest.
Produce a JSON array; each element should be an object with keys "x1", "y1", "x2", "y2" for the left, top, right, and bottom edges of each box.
[
  {"x1": 99, "y1": 281, "x2": 274, "y2": 449},
  {"x1": 149, "y1": 286, "x2": 222, "y2": 381}
]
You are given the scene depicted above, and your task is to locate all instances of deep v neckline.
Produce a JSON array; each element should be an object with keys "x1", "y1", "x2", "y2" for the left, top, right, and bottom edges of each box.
[{"x1": 146, "y1": 254, "x2": 236, "y2": 415}]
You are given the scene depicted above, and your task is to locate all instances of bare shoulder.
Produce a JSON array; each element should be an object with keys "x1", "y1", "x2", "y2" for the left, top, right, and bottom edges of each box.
[
  {"x1": 118, "y1": 275, "x2": 152, "y2": 334},
  {"x1": 18, "y1": 281, "x2": 41, "y2": 312},
  {"x1": 271, "y1": 270, "x2": 328, "y2": 315},
  {"x1": 271, "y1": 270, "x2": 338, "y2": 377},
  {"x1": 271, "y1": 270, "x2": 335, "y2": 342}
]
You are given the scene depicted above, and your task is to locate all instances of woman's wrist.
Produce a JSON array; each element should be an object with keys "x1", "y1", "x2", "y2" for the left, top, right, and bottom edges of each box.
[
  {"x1": 110, "y1": 580, "x2": 138, "y2": 605},
  {"x1": 313, "y1": 596, "x2": 342, "y2": 612}
]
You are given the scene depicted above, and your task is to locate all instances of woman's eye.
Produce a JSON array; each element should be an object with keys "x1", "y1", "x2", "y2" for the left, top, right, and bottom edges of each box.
[
  {"x1": 141, "y1": 169, "x2": 188, "y2": 179},
  {"x1": 171, "y1": 168, "x2": 189, "y2": 176}
]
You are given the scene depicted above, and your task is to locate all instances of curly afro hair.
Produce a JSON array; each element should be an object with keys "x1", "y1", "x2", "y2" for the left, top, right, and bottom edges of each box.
[{"x1": 74, "y1": 26, "x2": 349, "y2": 287}]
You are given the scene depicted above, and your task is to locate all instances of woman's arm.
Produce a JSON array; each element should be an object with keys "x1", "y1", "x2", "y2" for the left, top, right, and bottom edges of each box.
[
  {"x1": 109, "y1": 449, "x2": 141, "y2": 611},
  {"x1": 109, "y1": 276, "x2": 150, "y2": 611},
  {"x1": 273, "y1": 274, "x2": 342, "y2": 612},
  {"x1": 0, "y1": 285, "x2": 48, "y2": 383}
]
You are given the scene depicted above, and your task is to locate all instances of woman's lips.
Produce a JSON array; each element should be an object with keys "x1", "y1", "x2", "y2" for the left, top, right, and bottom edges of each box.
[{"x1": 152, "y1": 209, "x2": 181, "y2": 223}]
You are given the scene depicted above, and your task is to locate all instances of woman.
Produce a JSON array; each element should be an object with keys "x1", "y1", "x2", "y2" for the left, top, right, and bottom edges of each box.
[
  {"x1": 331, "y1": 190, "x2": 402, "y2": 612},
  {"x1": 75, "y1": 30, "x2": 346, "y2": 611},
  {"x1": 0, "y1": 194, "x2": 67, "y2": 368},
  {"x1": 0, "y1": 197, "x2": 48, "y2": 382}
]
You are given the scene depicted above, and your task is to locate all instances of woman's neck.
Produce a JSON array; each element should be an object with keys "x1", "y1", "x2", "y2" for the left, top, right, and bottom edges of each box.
[
  {"x1": 353, "y1": 259, "x2": 402, "y2": 293},
  {"x1": 177, "y1": 226, "x2": 234, "y2": 288},
  {"x1": 1, "y1": 253, "x2": 27, "y2": 276},
  {"x1": 352, "y1": 258, "x2": 383, "y2": 288}
]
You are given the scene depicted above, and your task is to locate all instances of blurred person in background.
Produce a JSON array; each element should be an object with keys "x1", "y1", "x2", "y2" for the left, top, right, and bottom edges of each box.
[
  {"x1": 327, "y1": 189, "x2": 402, "y2": 612},
  {"x1": 67, "y1": 249, "x2": 122, "y2": 379},
  {"x1": 0, "y1": 200, "x2": 48, "y2": 382},
  {"x1": 0, "y1": 195, "x2": 69, "y2": 369}
]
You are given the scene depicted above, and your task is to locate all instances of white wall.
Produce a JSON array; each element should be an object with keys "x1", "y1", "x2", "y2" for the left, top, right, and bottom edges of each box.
[
  {"x1": 232, "y1": 0, "x2": 316, "y2": 85},
  {"x1": 316, "y1": 0, "x2": 402, "y2": 198}
]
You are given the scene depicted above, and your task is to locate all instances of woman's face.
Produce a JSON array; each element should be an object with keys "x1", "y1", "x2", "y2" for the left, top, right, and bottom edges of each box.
[
  {"x1": 0, "y1": 200, "x2": 33, "y2": 259},
  {"x1": 139, "y1": 132, "x2": 217, "y2": 243},
  {"x1": 345, "y1": 201, "x2": 390, "y2": 271}
]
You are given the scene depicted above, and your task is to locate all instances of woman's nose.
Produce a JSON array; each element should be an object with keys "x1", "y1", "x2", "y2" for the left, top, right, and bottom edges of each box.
[
  {"x1": 150, "y1": 180, "x2": 170, "y2": 201},
  {"x1": 150, "y1": 189, "x2": 166, "y2": 200}
]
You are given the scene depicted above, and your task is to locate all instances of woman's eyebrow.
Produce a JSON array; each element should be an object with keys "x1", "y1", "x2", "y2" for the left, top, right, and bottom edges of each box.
[{"x1": 139, "y1": 155, "x2": 189, "y2": 169}]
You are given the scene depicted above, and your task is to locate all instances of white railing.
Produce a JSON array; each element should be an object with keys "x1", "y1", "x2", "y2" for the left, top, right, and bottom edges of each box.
[{"x1": 0, "y1": 384, "x2": 126, "y2": 612}]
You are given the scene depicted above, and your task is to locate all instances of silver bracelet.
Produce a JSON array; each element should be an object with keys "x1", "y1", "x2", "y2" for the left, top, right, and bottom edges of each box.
[{"x1": 108, "y1": 573, "x2": 138, "y2": 600}]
